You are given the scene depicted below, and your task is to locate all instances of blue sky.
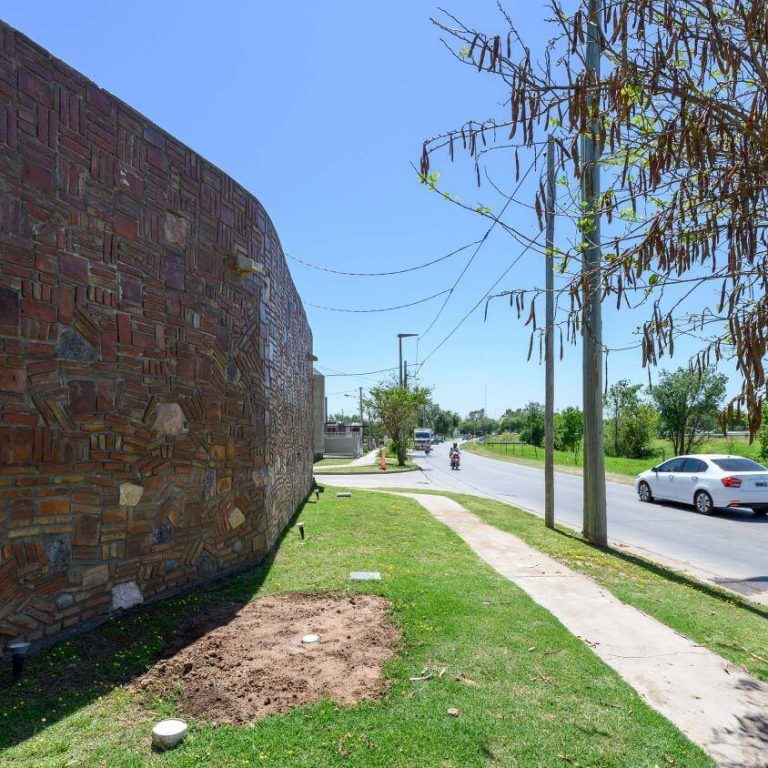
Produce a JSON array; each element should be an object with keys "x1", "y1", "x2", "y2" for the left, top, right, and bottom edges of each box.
[{"x1": 2, "y1": 1, "x2": 737, "y2": 419}]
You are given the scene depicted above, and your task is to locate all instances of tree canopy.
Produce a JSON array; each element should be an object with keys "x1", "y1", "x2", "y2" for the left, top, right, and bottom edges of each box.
[
  {"x1": 420, "y1": 0, "x2": 768, "y2": 432},
  {"x1": 365, "y1": 383, "x2": 430, "y2": 465}
]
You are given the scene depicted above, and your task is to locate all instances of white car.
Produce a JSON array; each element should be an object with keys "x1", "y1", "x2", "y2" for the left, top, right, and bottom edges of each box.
[{"x1": 635, "y1": 454, "x2": 768, "y2": 516}]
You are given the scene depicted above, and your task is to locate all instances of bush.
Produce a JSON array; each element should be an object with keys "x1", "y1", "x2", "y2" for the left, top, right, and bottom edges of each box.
[{"x1": 758, "y1": 404, "x2": 768, "y2": 460}]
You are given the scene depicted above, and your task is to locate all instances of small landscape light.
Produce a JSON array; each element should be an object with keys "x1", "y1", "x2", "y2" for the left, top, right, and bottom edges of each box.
[
  {"x1": 152, "y1": 719, "x2": 188, "y2": 751},
  {"x1": 8, "y1": 641, "x2": 31, "y2": 683},
  {"x1": 298, "y1": 522, "x2": 305, "y2": 539}
]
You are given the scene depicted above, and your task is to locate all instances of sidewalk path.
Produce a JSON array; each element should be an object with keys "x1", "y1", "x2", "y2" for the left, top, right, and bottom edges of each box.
[
  {"x1": 399, "y1": 492, "x2": 768, "y2": 768},
  {"x1": 315, "y1": 450, "x2": 379, "y2": 470}
]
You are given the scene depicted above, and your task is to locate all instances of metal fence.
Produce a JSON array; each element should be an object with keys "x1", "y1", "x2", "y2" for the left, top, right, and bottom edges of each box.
[{"x1": 324, "y1": 432, "x2": 363, "y2": 458}]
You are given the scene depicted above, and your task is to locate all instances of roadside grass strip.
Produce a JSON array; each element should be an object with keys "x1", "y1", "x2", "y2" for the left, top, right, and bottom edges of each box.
[
  {"x1": 401, "y1": 490, "x2": 768, "y2": 686},
  {"x1": 0, "y1": 490, "x2": 712, "y2": 767}
]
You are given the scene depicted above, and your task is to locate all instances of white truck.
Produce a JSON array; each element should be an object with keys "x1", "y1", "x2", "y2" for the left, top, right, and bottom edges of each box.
[{"x1": 413, "y1": 427, "x2": 433, "y2": 451}]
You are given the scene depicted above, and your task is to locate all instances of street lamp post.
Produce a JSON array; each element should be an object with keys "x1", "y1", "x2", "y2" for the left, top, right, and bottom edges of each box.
[{"x1": 397, "y1": 333, "x2": 417, "y2": 387}]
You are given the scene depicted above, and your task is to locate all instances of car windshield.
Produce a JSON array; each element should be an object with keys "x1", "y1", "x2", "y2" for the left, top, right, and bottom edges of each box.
[{"x1": 711, "y1": 458, "x2": 767, "y2": 472}]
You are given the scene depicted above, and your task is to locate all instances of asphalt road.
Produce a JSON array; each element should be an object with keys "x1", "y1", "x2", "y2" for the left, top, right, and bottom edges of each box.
[{"x1": 317, "y1": 442, "x2": 768, "y2": 601}]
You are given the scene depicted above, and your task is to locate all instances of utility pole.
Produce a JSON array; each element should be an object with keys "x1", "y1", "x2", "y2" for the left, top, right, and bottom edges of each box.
[
  {"x1": 359, "y1": 386, "x2": 364, "y2": 448},
  {"x1": 544, "y1": 134, "x2": 556, "y2": 530},
  {"x1": 403, "y1": 360, "x2": 408, "y2": 389},
  {"x1": 397, "y1": 333, "x2": 417, "y2": 387},
  {"x1": 581, "y1": 0, "x2": 607, "y2": 546}
]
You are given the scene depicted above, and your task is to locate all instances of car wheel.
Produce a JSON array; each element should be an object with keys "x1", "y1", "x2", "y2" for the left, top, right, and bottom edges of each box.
[
  {"x1": 638, "y1": 481, "x2": 653, "y2": 503},
  {"x1": 694, "y1": 490, "x2": 715, "y2": 516}
]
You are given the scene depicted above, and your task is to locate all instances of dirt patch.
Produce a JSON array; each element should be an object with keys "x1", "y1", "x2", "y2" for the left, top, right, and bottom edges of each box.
[{"x1": 133, "y1": 592, "x2": 400, "y2": 724}]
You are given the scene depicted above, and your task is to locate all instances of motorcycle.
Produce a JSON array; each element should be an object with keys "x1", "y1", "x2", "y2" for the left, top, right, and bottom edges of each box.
[
  {"x1": 424, "y1": 443, "x2": 432, "y2": 455},
  {"x1": 450, "y1": 450, "x2": 460, "y2": 470}
]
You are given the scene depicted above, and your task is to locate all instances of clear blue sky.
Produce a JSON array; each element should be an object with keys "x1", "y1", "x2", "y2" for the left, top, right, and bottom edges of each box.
[{"x1": 2, "y1": 1, "x2": 737, "y2": 420}]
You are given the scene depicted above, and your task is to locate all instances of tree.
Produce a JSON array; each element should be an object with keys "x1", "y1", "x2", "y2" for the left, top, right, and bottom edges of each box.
[
  {"x1": 604, "y1": 380, "x2": 642, "y2": 456},
  {"x1": 434, "y1": 409, "x2": 460, "y2": 438},
  {"x1": 758, "y1": 404, "x2": 768, "y2": 461},
  {"x1": 499, "y1": 408, "x2": 524, "y2": 434},
  {"x1": 649, "y1": 367, "x2": 727, "y2": 456},
  {"x1": 619, "y1": 403, "x2": 659, "y2": 459},
  {"x1": 365, "y1": 382, "x2": 429, "y2": 466},
  {"x1": 519, "y1": 401, "x2": 545, "y2": 447},
  {"x1": 417, "y1": 402, "x2": 441, "y2": 429},
  {"x1": 603, "y1": 380, "x2": 657, "y2": 458},
  {"x1": 554, "y1": 407, "x2": 583, "y2": 463},
  {"x1": 420, "y1": 1, "x2": 768, "y2": 434}
]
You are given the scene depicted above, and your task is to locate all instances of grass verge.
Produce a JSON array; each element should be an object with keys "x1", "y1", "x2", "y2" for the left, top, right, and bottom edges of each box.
[
  {"x1": 315, "y1": 461, "x2": 418, "y2": 475},
  {"x1": 395, "y1": 489, "x2": 768, "y2": 685},
  {"x1": 467, "y1": 434, "x2": 766, "y2": 484},
  {"x1": 313, "y1": 456, "x2": 356, "y2": 467},
  {"x1": 0, "y1": 490, "x2": 713, "y2": 767},
  {"x1": 463, "y1": 441, "x2": 640, "y2": 483}
]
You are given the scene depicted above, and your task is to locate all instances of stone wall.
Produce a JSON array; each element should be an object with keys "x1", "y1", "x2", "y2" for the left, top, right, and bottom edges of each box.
[
  {"x1": 0, "y1": 21, "x2": 314, "y2": 648},
  {"x1": 312, "y1": 369, "x2": 325, "y2": 460}
]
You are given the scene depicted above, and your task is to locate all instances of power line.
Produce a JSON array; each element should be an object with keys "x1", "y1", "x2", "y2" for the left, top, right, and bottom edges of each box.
[
  {"x1": 416, "y1": 230, "x2": 544, "y2": 372},
  {"x1": 305, "y1": 288, "x2": 450, "y2": 313},
  {"x1": 317, "y1": 365, "x2": 399, "y2": 378},
  {"x1": 417, "y1": 147, "x2": 543, "y2": 339},
  {"x1": 286, "y1": 240, "x2": 482, "y2": 276}
]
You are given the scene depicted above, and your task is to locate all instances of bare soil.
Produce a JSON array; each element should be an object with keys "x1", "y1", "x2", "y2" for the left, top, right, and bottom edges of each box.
[{"x1": 134, "y1": 592, "x2": 400, "y2": 724}]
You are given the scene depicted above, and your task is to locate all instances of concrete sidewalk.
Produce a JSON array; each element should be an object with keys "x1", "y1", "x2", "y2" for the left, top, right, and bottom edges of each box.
[{"x1": 400, "y1": 492, "x2": 768, "y2": 768}]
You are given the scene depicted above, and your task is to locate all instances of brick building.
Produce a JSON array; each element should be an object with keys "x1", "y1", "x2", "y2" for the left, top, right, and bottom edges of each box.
[{"x1": 0, "y1": 20, "x2": 314, "y2": 647}]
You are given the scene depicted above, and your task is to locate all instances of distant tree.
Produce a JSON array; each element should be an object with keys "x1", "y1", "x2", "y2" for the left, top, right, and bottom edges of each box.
[
  {"x1": 758, "y1": 404, "x2": 768, "y2": 461},
  {"x1": 619, "y1": 403, "x2": 659, "y2": 459},
  {"x1": 417, "y1": 402, "x2": 441, "y2": 428},
  {"x1": 649, "y1": 367, "x2": 727, "y2": 456},
  {"x1": 327, "y1": 411, "x2": 353, "y2": 424},
  {"x1": 519, "y1": 401, "x2": 545, "y2": 447},
  {"x1": 365, "y1": 382, "x2": 430, "y2": 466},
  {"x1": 434, "y1": 409, "x2": 460, "y2": 437},
  {"x1": 603, "y1": 380, "x2": 657, "y2": 458},
  {"x1": 499, "y1": 408, "x2": 524, "y2": 434},
  {"x1": 554, "y1": 407, "x2": 583, "y2": 463},
  {"x1": 604, "y1": 380, "x2": 643, "y2": 456}
]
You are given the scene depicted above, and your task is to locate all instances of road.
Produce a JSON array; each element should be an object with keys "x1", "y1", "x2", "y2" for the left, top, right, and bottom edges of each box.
[{"x1": 316, "y1": 442, "x2": 768, "y2": 601}]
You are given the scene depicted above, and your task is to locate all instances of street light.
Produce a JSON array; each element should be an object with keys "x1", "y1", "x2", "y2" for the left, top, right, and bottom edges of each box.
[{"x1": 397, "y1": 333, "x2": 417, "y2": 388}]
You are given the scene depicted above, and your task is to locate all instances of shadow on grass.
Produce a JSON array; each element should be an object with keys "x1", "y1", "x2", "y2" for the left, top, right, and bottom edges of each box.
[
  {"x1": 551, "y1": 525, "x2": 768, "y2": 622},
  {"x1": 0, "y1": 496, "x2": 314, "y2": 751}
]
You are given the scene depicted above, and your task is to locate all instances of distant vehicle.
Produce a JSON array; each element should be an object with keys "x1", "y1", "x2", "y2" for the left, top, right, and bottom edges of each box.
[
  {"x1": 635, "y1": 455, "x2": 768, "y2": 516},
  {"x1": 450, "y1": 447, "x2": 461, "y2": 470},
  {"x1": 431, "y1": 437, "x2": 439, "y2": 445},
  {"x1": 413, "y1": 427, "x2": 433, "y2": 451}
]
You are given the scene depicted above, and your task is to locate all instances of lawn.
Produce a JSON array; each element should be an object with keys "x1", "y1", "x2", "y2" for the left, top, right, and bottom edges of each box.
[
  {"x1": 0, "y1": 490, "x2": 713, "y2": 767},
  {"x1": 468, "y1": 434, "x2": 765, "y2": 483},
  {"x1": 313, "y1": 456, "x2": 356, "y2": 467},
  {"x1": 315, "y1": 460, "x2": 418, "y2": 475},
  {"x1": 398, "y1": 490, "x2": 768, "y2": 685}
]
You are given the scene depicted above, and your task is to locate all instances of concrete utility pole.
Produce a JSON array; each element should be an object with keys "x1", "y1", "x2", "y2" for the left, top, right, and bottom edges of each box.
[
  {"x1": 359, "y1": 386, "x2": 364, "y2": 447},
  {"x1": 544, "y1": 134, "x2": 556, "y2": 530},
  {"x1": 398, "y1": 333, "x2": 417, "y2": 387},
  {"x1": 581, "y1": 0, "x2": 607, "y2": 546}
]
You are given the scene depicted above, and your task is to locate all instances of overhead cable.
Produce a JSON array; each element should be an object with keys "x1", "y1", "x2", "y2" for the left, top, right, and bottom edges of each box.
[
  {"x1": 305, "y1": 289, "x2": 450, "y2": 313},
  {"x1": 286, "y1": 240, "x2": 482, "y2": 276}
]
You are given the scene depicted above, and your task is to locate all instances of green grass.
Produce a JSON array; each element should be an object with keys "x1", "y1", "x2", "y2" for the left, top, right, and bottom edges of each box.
[
  {"x1": 0, "y1": 491, "x2": 713, "y2": 767},
  {"x1": 468, "y1": 434, "x2": 765, "y2": 483},
  {"x1": 313, "y1": 456, "x2": 356, "y2": 467},
  {"x1": 316, "y1": 460, "x2": 418, "y2": 475},
  {"x1": 400, "y1": 490, "x2": 768, "y2": 685}
]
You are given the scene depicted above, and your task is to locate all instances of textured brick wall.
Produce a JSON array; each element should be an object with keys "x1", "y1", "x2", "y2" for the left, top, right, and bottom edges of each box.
[{"x1": 0, "y1": 21, "x2": 314, "y2": 647}]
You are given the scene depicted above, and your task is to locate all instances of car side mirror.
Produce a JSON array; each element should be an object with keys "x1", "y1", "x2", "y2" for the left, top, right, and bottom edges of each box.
[{"x1": 652, "y1": 467, "x2": 659, "y2": 473}]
